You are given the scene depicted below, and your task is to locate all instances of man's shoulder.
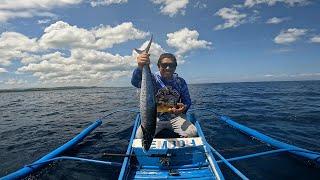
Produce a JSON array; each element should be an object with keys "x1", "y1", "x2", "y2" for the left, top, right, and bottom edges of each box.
[{"x1": 175, "y1": 75, "x2": 187, "y2": 85}]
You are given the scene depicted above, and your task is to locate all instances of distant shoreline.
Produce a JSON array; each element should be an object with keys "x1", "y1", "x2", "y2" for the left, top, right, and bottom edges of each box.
[{"x1": 1, "y1": 79, "x2": 319, "y2": 93}]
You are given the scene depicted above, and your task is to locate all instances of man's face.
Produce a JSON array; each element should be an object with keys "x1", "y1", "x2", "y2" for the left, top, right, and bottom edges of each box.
[{"x1": 158, "y1": 58, "x2": 177, "y2": 80}]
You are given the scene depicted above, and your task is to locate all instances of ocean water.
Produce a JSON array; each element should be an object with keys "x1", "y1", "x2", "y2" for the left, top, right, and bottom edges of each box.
[{"x1": 0, "y1": 81, "x2": 320, "y2": 179}]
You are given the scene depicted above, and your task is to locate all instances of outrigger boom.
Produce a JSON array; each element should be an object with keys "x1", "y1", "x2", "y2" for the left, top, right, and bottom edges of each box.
[
  {"x1": 190, "y1": 108, "x2": 320, "y2": 166},
  {"x1": 1, "y1": 108, "x2": 319, "y2": 179}
]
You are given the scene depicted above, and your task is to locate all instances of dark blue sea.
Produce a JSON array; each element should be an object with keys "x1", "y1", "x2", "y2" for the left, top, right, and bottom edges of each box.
[{"x1": 1, "y1": 81, "x2": 320, "y2": 179}]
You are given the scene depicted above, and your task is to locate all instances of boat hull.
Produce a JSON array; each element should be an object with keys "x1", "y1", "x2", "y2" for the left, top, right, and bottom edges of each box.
[{"x1": 118, "y1": 113, "x2": 224, "y2": 180}]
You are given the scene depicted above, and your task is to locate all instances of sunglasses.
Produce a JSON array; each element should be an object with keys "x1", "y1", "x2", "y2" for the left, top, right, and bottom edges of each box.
[{"x1": 159, "y1": 63, "x2": 177, "y2": 69}]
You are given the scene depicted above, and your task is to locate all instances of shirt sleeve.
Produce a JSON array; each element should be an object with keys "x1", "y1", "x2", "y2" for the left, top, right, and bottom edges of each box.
[
  {"x1": 131, "y1": 67, "x2": 142, "y2": 88},
  {"x1": 179, "y1": 78, "x2": 192, "y2": 113}
]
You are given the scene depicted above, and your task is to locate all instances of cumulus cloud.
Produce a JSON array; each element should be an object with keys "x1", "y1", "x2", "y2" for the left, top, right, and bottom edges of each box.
[
  {"x1": 16, "y1": 43, "x2": 162, "y2": 86},
  {"x1": 0, "y1": 32, "x2": 40, "y2": 52},
  {"x1": 90, "y1": 0, "x2": 128, "y2": 7},
  {"x1": 0, "y1": 0, "x2": 82, "y2": 9},
  {"x1": 17, "y1": 49, "x2": 133, "y2": 84},
  {"x1": 3, "y1": 78, "x2": 28, "y2": 87},
  {"x1": 194, "y1": 1, "x2": 207, "y2": 9},
  {"x1": 0, "y1": 32, "x2": 41, "y2": 66},
  {"x1": 0, "y1": 0, "x2": 82, "y2": 22},
  {"x1": 266, "y1": 17, "x2": 289, "y2": 24},
  {"x1": 150, "y1": 0, "x2": 189, "y2": 17},
  {"x1": 274, "y1": 28, "x2": 308, "y2": 44},
  {"x1": 0, "y1": 67, "x2": 8, "y2": 73},
  {"x1": 214, "y1": 7, "x2": 247, "y2": 30},
  {"x1": 166, "y1": 28, "x2": 212, "y2": 60},
  {"x1": 0, "y1": 21, "x2": 161, "y2": 87},
  {"x1": 310, "y1": 35, "x2": 320, "y2": 43},
  {"x1": 0, "y1": 0, "x2": 132, "y2": 21},
  {"x1": 0, "y1": 10, "x2": 57, "y2": 22},
  {"x1": 39, "y1": 21, "x2": 148, "y2": 50},
  {"x1": 244, "y1": 0, "x2": 310, "y2": 7},
  {"x1": 93, "y1": 22, "x2": 149, "y2": 48}
]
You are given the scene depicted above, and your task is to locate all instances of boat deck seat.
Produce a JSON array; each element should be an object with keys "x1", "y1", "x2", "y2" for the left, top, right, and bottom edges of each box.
[{"x1": 154, "y1": 129, "x2": 199, "y2": 138}]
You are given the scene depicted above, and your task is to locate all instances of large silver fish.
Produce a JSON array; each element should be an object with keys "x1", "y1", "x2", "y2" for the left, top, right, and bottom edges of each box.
[{"x1": 134, "y1": 35, "x2": 157, "y2": 151}]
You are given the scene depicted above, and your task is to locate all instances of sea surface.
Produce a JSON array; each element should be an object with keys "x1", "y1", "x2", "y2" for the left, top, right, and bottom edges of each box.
[{"x1": 0, "y1": 81, "x2": 320, "y2": 179}]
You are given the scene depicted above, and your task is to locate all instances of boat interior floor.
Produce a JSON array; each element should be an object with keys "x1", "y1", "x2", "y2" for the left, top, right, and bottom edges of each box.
[{"x1": 154, "y1": 129, "x2": 199, "y2": 138}]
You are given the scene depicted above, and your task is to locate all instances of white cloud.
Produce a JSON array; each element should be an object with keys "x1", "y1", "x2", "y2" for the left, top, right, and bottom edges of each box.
[
  {"x1": 39, "y1": 21, "x2": 96, "y2": 49},
  {"x1": 93, "y1": 22, "x2": 149, "y2": 49},
  {"x1": 15, "y1": 45, "x2": 166, "y2": 86},
  {"x1": 17, "y1": 49, "x2": 136, "y2": 85},
  {"x1": 310, "y1": 35, "x2": 320, "y2": 43},
  {"x1": 0, "y1": 32, "x2": 41, "y2": 66},
  {"x1": 0, "y1": 32, "x2": 40, "y2": 52},
  {"x1": 166, "y1": 28, "x2": 212, "y2": 58},
  {"x1": 150, "y1": 0, "x2": 189, "y2": 17},
  {"x1": 0, "y1": 10, "x2": 56, "y2": 22},
  {"x1": 244, "y1": 0, "x2": 310, "y2": 7},
  {"x1": 264, "y1": 73, "x2": 320, "y2": 78},
  {"x1": 90, "y1": 0, "x2": 128, "y2": 7},
  {"x1": 0, "y1": 67, "x2": 8, "y2": 73},
  {"x1": 266, "y1": 17, "x2": 289, "y2": 24},
  {"x1": 0, "y1": 0, "x2": 82, "y2": 9},
  {"x1": 194, "y1": 1, "x2": 207, "y2": 9},
  {"x1": 0, "y1": 21, "x2": 165, "y2": 87},
  {"x1": 3, "y1": 78, "x2": 28, "y2": 86},
  {"x1": 0, "y1": 0, "x2": 82, "y2": 22},
  {"x1": 214, "y1": 8, "x2": 247, "y2": 30},
  {"x1": 39, "y1": 21, "x2": 148, "y2": 50},
  {"x1": 38, "y1": 19, "x2": 52, "y2": 25},
  {"x1": 274, "y1": 28, "x2": 308, "y2": 44}
]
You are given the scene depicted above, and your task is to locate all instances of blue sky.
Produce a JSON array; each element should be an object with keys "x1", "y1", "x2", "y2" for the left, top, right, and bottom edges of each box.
[{"x1": 0, "y1": 0, "x2": 319, "y2": 89}]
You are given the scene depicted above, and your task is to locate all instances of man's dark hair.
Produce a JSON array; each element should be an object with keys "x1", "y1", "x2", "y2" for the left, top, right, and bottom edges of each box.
[{"x1": 157, "y1": 53, "x2": 177, "y2": 67}]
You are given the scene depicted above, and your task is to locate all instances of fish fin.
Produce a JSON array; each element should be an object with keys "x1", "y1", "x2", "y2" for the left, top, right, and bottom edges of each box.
[
  {"x1": 144, "y1": 34, "x2": 153, "y2": 53},
  {"x1": 134, "y1": 48, "x2": 144, "y2": 54},
  {"x1": 134, "y1": 35, "x2": 153, "y2": 54}
]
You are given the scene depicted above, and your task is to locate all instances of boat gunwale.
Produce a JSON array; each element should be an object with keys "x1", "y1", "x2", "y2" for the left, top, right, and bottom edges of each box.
[{"x1": 118, "y1": 113, "x2": 141, "y2": 180}]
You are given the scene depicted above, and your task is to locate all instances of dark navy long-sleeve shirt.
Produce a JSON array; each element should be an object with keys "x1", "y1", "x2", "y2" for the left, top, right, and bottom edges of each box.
[{"x1": 131, "y1": 67, "x2": 192, "y2": 113}]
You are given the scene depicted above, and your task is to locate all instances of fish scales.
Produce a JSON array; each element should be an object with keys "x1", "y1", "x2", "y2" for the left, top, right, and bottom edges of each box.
[
  {"x1": 135, "y1": 35, "x2": 157, "y2": 151},
  {"x1": 140, "y1": 65, "x2": 157, "y2": 151}
]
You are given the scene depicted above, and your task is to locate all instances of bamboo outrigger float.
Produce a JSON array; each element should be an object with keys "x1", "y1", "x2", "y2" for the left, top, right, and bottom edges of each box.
[{"x1": 1, "y1": 108, "x2": 319, "y2": 180}]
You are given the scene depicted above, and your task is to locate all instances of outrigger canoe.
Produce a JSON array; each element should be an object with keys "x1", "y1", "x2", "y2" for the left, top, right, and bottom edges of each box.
[{"x1": 1, "y1": 108, "x2": 319, "y2": 180}]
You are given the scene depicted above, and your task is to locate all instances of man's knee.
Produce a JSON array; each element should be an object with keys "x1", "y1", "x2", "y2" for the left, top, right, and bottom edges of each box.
[{"x1": 187, "y1": 124, "x2": 198, "y2": 137}]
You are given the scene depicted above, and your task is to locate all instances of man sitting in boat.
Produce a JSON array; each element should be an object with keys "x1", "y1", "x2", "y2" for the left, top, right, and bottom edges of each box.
[{"x1": 131, "y1": 52, "x2": 197, "y2": 138}]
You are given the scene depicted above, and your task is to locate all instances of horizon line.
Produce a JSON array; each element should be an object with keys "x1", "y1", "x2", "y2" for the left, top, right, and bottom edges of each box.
[{"x1": 1, "y1": 79, "x2": 319, "y2": 92}]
